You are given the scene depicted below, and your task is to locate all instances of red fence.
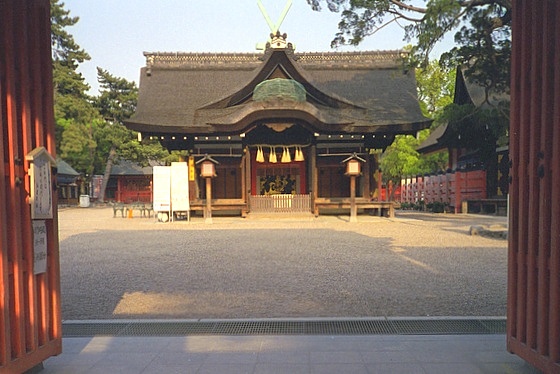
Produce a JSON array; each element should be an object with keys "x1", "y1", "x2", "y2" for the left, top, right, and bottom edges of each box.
[
  {"x1": 1, "y1": 1, "x2": 62, "y2": 372},
  {"x1": 399, "y1": 169, "x2": 486, "y2": 212}
]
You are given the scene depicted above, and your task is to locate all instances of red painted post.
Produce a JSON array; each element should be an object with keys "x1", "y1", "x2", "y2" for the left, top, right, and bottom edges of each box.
[
  {"x1": 455, "y1": 171, "x2": 462, "y2": 213},
  {"x1": 0, "y1": 1, "x2": 62, "y2": 372},
  {"x1": 507, "y1": 1, "x2": 560, "y2": 372}
]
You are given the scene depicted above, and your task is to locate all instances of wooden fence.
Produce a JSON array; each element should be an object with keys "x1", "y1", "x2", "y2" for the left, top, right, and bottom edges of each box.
[
  {"x1": 1, "y1": 1, "x2": 63, "y2": 372},
  {"x1": 249, "y1": 194, "x2": 311, "y2": 213},
  {"x1": 400, "y1": 169, "x2": 487, "y2": 212}
]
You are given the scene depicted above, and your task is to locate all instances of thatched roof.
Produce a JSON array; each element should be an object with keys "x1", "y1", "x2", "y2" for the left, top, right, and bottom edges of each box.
[{"x1": 126, "y1": 48, "x2": 431, "y2": 136}]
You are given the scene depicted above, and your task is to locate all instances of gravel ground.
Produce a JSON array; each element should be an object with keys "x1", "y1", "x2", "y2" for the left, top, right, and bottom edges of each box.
[{"x1": 58, "y1": 206, "x2": 509, "y2": 320}]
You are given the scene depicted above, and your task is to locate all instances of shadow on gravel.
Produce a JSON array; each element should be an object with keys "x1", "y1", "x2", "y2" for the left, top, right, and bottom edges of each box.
[{"x1": 59, "y1": 227, "x2": 508, "y2": 320}]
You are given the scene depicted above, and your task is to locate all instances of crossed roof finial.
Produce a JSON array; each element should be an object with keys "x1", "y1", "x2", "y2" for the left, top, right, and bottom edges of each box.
[{"x1": 256, "y1": 0, "x2": 293, "y2": 50}]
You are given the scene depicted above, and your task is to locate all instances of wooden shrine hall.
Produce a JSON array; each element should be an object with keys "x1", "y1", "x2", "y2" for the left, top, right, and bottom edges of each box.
[{"x1": 125, "y1": 33, "x2": 431, "y2": 217}]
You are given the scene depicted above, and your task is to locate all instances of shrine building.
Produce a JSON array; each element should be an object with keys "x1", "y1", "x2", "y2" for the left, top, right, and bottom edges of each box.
[{"x1": 125, "y1": 33, "x2": 431, "y2": 216}]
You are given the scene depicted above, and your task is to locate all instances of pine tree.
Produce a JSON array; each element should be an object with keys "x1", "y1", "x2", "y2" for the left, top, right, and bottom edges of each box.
[
  {"x1": 51, "y1": 0, "x2": 98, "y2": 179},
  {"x1": 94, "y1": 68, "x2": 168, "y2": 202}
]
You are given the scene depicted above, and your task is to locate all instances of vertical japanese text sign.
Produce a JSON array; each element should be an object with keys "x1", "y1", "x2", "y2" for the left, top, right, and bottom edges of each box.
[
  {"x1": 26, "y1": 146, "x2": 56, "y2": 219},
  {"x1": 171, "y1": 162, "x2": 190, "y2": 212},
  {"x1": 153, "y1": 165, "x2": 171, "y2": 213}
]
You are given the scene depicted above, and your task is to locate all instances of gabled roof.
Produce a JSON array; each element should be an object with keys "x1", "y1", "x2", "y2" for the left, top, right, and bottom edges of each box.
[
  {"x1": 416, "y1": 123, "x2": 448, "y2": 154},
  {"x1": 417, "y1": 67, "x2": 510, "y2": 154},
  {"x1": 56, "y1": 159, "x2": 80, "y2": 176},
  {"x1": 56, "y1": 159, "x2": 80, "y2": 184},
  {"x1": 126, "y1": 47, "x2": 431, "y2": 136},
  {"x1": 454, "y1": 66, "x2": 509, "y2": 108},
  {"x1": 111, "y1": 160, "x2": 154, "y2": 176}
]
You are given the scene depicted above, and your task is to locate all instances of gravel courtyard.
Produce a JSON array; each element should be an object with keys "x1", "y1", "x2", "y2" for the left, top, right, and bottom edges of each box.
[{"x1": 58, "y1": 207, "x2": 509, "y2": 320}]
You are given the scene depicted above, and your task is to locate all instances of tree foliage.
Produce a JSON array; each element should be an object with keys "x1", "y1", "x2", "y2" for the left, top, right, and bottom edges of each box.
[
  {"x1": 51, "y1": 0, "x2": 99, "y2": 179},
  {"x1": 93, "y1": 68, "x2": 169, "y2": 202},
  {"x1": 416, "y1": 60, "x2": 455, "y2": 117},
  {"x1": 307, "y1": 0, "x2": 511, "y2": 95},
  {"x1": 51, "y1": 1, "x2": 170, "y2": 201},
  {"x1": 309, "y1": 0, "x2": 511, "y2": 194},
  {"x1": 379, "y1": 61, "x2": 453, "y2": 186}
]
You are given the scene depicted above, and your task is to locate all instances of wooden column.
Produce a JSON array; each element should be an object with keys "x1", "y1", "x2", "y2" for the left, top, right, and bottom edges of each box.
[
  {"x1": 204, "y1": 177, "x2": 213, "y2": 224},
  {"x1": 507, "y1": 1, "x2": 560, "y2": 372},
  {"x1": 349, "y1": 175, "x2": 357, "y2": 222},
  {"x1": 0, "y1": 1, "x2": 62, "y2": 372},
  {"x1": 310, "y1": 145, "x2": 318, "y2": 215},
  {"x1": 241, "y1": 148, "x2": 247, "y2": 204},
  {"x1": 377, "y1": 170, "x2": 383, "y2": 201},
  {"x1": 363, "y1": 153, "x2": 371, "y2": 199}
]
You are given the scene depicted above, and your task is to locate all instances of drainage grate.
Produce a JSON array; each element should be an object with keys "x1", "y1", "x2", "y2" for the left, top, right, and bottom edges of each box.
[
  {"x1": 62, "y1": 318, "x2": 506, "y2": 337},
  {"x1": 391, "y1": 319, "x2": 491, "y2": 335}
]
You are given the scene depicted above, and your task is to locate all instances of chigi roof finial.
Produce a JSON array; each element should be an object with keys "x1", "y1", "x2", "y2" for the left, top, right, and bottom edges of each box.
[
  {"x1": 267, "y1": 31, "x2": 292, "y2": 50},
  {"x1": 256, "y1": 0, "x2": 294, "y2": 51}
]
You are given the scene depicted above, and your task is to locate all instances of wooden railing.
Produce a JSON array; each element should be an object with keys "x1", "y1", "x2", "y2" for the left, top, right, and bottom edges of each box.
[{"x1": 249, "y1": 194, "x2": 311, "y2": 213}]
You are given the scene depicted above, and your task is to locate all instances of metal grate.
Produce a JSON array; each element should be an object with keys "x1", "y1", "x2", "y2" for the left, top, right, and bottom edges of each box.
[{"x1": 62, "y1": 318, "x2": 506, "y2": 337}]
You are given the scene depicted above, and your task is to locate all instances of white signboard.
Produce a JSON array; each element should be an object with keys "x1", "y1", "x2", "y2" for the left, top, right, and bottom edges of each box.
[
  {"x1": 32, "y1": 220, "x2": 48, "y2": 274},
  {"x1": 26, "y1": 147, "x2": 55, "y2": 219},
  {"x1": 171, "y1": 162, "x2": 190, "y2": 212},
  {"x1": 152, "y1": 166, "x2": 171, "y2": 212}
]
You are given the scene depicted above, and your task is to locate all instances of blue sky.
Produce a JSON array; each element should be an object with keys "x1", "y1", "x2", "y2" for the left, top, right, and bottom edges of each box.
[{"x1": 63, "y1": 0, "x2": 455, "y2": 94}]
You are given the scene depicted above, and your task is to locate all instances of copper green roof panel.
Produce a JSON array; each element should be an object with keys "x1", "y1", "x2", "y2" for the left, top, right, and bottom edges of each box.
[{"x1": 253, "y1": 78, "x2": 306, "y2": 102}]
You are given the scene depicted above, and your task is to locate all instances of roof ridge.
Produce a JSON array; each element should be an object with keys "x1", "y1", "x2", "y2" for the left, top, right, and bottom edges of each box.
[{"x1": 143, "y1": 50, "x2": 406, "y2": 69}]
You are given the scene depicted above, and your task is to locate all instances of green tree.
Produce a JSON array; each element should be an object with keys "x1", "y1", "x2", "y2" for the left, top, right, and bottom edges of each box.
[
  {"x1": 94, "y1": 68, "x2": 168, "y2": 202},
  {"x1": 51, "y1": 0, "x2": 99, "y2": 178},
  {"x1": 379, "y1": 61, "x2": 453, "y2": 197},
  {"x1": 308, "y1": 1, "x2": 511, "y2": 194},
  {"x1": 307, "y1": 0, "x2": 511, "y2": 95},
  {"x1": 416, "y1": 60, "x2": 455, "y2": 116}
]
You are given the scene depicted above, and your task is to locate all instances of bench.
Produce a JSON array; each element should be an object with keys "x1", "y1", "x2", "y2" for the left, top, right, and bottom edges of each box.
[
  {"x1": 190, "y1": 199, "x2": 248, "y2": 217},
  {"x1": 112, "y1": 202, "x2": 126, "y2": 218},
  {"x1": 125, "y1": 202, "x2": 153, "y2": 218},
  {"x1": 314, "y1": 198, "x2": 395, "y2": 218},
  {"x1": 142, "y1": 204, "x2": 154, "y2": 218}
]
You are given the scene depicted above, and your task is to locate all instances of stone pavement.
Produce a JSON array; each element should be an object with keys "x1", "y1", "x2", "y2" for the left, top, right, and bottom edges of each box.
[{"x1": 41, "y1": 331, "x2": 541, "y2": 373}]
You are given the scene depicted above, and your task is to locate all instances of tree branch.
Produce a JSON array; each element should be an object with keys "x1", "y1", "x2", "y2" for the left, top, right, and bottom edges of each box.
[
  {"x1": 386, "y1": 8, "x2": 424, "y2": 23},
  {"x1": 389, "y1": 0, "x2": 427, "y2": 14},
  {"x1": 458, "y1": 0, "x2": 512, "y2": 12}
]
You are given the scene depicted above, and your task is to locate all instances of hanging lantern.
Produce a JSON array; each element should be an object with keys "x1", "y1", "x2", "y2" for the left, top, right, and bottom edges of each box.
[
  {"x1": 256, "y1": 146, "x2": 265, "y2": 163},
  {"x1": 281, "y1": 146, "x2": 291, "y2": 163},
  {"x1": 295, "y1": 146, "x2": 305, "y2": 161},
  {"x1": 269, "y1": 146, "x2": 277, "y2": 163}
]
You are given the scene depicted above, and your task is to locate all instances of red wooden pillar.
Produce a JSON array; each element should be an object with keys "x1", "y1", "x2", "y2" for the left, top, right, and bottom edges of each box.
[
  {"x1": 377, "y1": 170, "x2": 383, "y2": 201},
  {"x1": 0, "y1": 1, "x2": 62, "y2": 373},
  {"x1": 507, "y1": 1, "x2": 560, "y2": 372},
  {"x1": 455, "y1": 171, "x2": 462, "y2": 213}
]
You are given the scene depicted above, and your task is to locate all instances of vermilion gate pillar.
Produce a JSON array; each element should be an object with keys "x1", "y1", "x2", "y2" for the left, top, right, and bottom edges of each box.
[
  {"x1": 1, "y1": 0, "x2": 62, "y2": 372},
  {"x1": 507, "y1": 1, "x2": 560, "y2": 372}
]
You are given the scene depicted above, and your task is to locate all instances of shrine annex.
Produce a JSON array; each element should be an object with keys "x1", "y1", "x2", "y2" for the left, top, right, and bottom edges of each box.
[{"x1": 125, "y1": 34, "x2": 431, "y2": 216}]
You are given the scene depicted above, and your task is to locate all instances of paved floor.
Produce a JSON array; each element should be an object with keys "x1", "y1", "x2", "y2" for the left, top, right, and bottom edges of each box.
[
  {"x1": 42, "y1": 333, "x2": 541, "y2": 374},
  {"x1": 44, "y1": 209, "x2": 536, "y2": 373}
]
